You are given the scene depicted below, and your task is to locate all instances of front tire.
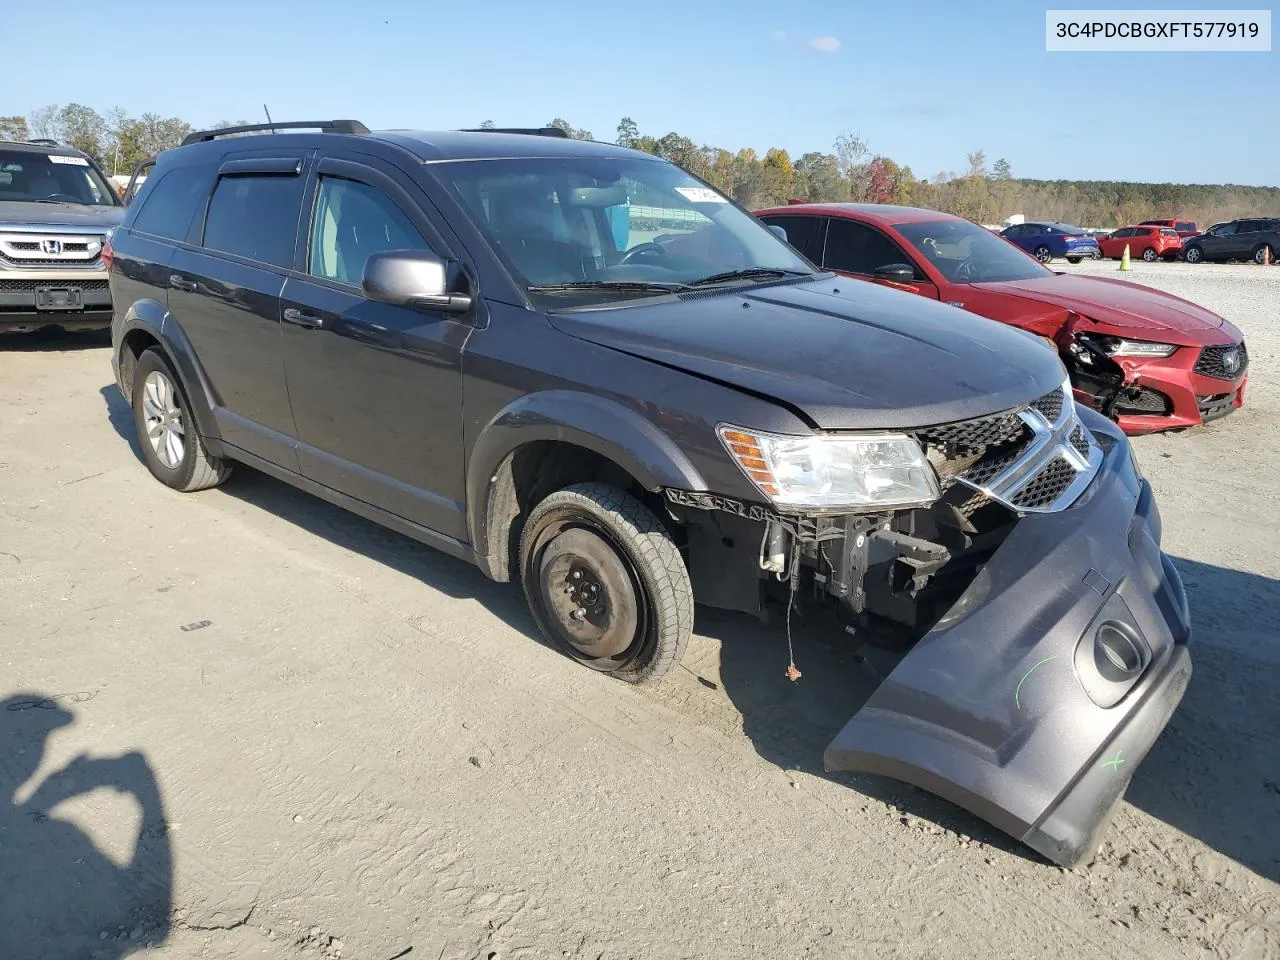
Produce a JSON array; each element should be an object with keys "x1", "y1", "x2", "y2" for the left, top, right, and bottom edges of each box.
[
  {"x1": 1033, "y1": 245, "x2": 1052, "y2": 263},
  {"x1": 131, "y1": 348, "x2": 231, "y2": 492},
  {"x1": 520, "y1": 483, "x2": 692, "y2": 684},
  {"x1": 1184, "y1": 245, "x2": 1203, "y2": 264}
]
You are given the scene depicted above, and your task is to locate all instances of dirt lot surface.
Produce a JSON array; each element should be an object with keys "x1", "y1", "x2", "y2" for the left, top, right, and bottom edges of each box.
[{"x1": 2, "y1": 260, "x2": 1278, "y2": 960}]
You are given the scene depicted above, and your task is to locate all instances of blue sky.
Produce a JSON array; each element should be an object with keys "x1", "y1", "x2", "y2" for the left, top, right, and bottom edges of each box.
[{"x1": 9, "y1": 0, "x2": 1277, "y2": 185}]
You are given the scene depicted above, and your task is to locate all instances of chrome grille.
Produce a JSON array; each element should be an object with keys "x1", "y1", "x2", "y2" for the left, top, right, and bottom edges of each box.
[
  {"x1": 0, "y1": 232, "x2": 105, "y2": 269},
  {"x1": 913, "y1": 381, "x2": 1102, "y2": 515}
]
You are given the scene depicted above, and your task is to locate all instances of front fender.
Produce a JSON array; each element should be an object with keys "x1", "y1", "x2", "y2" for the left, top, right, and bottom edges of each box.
[
  {"x1": 466, "y1": 390, "x2": 707, "y2": 576},
  {"x1": 115, "y1": 303, "x2": 221, "y2": 447}
]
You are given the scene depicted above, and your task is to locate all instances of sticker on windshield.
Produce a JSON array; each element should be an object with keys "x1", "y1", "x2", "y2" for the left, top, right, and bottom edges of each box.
[
  {"x1": 675, "y1": 187, "x2": 728, "y2": 204},
  {"x1": 49, "y1": 155, "x2": 89, "y2": 166}
]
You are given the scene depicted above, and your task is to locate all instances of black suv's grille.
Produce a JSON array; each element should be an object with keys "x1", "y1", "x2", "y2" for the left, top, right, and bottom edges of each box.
[
  {"x1": 1011, "y1": 457, "x2": 1078, "y2": 510},
  {"x1": 912, "y1": 410, "x2": 1027, "y2": 455},
  {"x1": 1193, "y1": 342, "x2": 1248, "y2": 381},
  {"x1": 912, "y1": 383, "x2": 1099, "y2": 514},
  {"x1": 1028, "y1": 389, "x2": 1063, "y2": 424}
]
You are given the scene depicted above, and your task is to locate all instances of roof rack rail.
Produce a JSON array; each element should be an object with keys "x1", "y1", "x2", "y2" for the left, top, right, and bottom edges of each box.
[
  {"x1": 459, "y1": 126, "x2": 571, "y2": 139},
  {"x1": 180, "y1": 120, "x2": 370, "y2": 147},
  {"x1": 25, "y1": 138, "x2": 60, "y2": 146}
]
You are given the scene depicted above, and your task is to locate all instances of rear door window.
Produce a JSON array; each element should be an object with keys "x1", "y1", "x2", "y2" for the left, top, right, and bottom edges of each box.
[
  {"x1": 823, "y1": 218, "x2": 921, "y2": 278},
  {"x1": 130, "y1": 166, "x2": 214, "y2": 242},
  {"x1": 203, "y1": 174, "x2": 305, "y2": 269}
]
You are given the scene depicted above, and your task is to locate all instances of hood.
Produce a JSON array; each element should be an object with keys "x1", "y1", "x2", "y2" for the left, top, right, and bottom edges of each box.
[
  {"x1": 977, "y1": 273, "x2": 1234, "y2": 344},
  {"x1": 547, "y1": 277, "x2": 1066, "y2": 431},
  {"x1": 0, "y1": 202, "x2": 124, "y2": 230}
]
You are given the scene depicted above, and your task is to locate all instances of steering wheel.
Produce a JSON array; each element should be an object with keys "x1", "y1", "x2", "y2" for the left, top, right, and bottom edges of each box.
[
  {"x1": 953, "y1": 258, "x2": 980, "y2": 282},
  {"x1": 618, "y1": 242, "x2": 674, "y2": 266},
  {"x1": 38, "y1": 193, "x2": 82, "y2": 204}
]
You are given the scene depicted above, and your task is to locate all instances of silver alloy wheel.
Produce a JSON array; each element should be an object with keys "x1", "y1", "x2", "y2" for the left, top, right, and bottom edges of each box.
[
  {"x1": 1185, "y1": 246, "x2": 1201, "y2": 263},
  {"x1": 142, "y1": 370, "x2": 185, "y2": 469},
  {"x1": 1034, "y1": 246, "x2": 1051, "y2": 262}
]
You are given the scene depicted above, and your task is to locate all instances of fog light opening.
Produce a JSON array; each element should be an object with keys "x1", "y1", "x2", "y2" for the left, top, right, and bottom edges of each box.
[{"x1": 1094, "y1": 621, "x2": 1145, "y2": 683}]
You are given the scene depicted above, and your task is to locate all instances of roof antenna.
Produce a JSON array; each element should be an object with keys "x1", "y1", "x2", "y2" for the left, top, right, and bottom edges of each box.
[{"x1": 263, "y1": 104, "x2": 276, "y2": 134}]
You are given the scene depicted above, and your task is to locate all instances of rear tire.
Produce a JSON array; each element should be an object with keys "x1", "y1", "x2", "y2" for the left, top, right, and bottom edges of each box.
[
  {"x1": 1142, "y1": 247, "x2": 1159, "y2": 262},
  {"x1": 1184, "y1": 245, "x2": 1203, "y2": 264},
  {"x1": 1034, "y1": 245, "x2": 1052, "y2": 263},
  {"x1": 1253, "y1": 244, "x2": 1274, "y2": 265},
  {"x1": 520, "y1": 483, "x2": 692, "y2": 684},
  {"x1": 131, "y1": 348, "x2": 231, "y2": 492}
]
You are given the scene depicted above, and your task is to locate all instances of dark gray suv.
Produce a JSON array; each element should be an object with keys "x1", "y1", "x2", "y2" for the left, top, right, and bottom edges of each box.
[
  {"x1": 106, "y1": 120, "x2": 1191, "y2": 868},
  {"x1": 1182, "y1": 217, "x2": 1280, "y2": 264}
]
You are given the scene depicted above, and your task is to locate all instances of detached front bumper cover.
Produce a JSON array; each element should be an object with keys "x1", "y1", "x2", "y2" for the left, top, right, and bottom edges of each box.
[{"x1": 824, "y1": 409, "x2": 1192, "y2": 867}]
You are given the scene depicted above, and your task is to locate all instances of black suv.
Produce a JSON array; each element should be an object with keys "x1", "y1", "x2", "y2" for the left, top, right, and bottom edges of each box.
[
  {"x1": 0, "y1": 139, "x2": 123, "y2": 333},
  {"x1": 107, "y1": 120, "x2": 1191, "y2": 868},
  {"x1": 1182, "y1": 217, "x2": 1280, "y2": 264}
]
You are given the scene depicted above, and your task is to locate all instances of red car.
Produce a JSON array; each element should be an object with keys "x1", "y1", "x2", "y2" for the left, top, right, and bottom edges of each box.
[
  {"x1": 1140, "y1": 218, "x2": 1200, "y2": 238},
  {"x1": 754, "y1": 203, "x2": 1247, "y2": 434},
  {"x1": 1097, "y1": 225, "x2": 1182, "y2": 261}
]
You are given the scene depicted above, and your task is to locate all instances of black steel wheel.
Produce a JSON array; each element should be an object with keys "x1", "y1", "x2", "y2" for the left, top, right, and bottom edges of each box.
[{"x1": 520, "y1": 483, "x2": 692, "y2": 684}]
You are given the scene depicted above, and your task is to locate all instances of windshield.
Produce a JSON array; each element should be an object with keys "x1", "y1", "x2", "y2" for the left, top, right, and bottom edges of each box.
[
  {"x1": 895, "y1": 219, "x2": 1052, "y2": 284},
  {"x1": 438, "y1": 157, "x2": 814, "y2": 305},
  {"x1": 0, "y1": 149, "x2": 118, "y2": 207}
]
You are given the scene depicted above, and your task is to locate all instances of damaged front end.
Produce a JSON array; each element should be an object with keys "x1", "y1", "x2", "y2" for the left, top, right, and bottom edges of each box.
[{"x1": 665, "y1": 383, "x2": 1191, "y2": 868}]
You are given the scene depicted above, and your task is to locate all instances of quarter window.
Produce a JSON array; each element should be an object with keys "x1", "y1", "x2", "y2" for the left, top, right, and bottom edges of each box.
[
  {"x1": 308, "y1": 177, "x2": 430, "y2": 287},
  {"x1": 131, "y1": 166, "x2": 213, "y2": 241},
  {"x1": 203, "y1": 174, "x2": 304, "y2": 268}
]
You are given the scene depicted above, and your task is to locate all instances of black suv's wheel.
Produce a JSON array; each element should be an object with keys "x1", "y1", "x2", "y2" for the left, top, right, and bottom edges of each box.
[
  {"x1": 1142, "y1": 247, "x2": 1159, "y2": 262},
  {"x1": 520, "y1": 482, "x2": 692, "y2": 684},
  {"x1": 131, "y1": 348, "x2": 231, "y2": 492},
  {"x1": 1184, "y1": 245, "x2": 1203, "y2": 263},
  {"x1": 1033, "y1": 245, "x2": 1052, "y2": 263},
  {"x1": 1253, "y1": 243, "x2": 1274, "y2": 265}
]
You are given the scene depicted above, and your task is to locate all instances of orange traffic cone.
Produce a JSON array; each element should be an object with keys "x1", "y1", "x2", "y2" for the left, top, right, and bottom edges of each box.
[
  {"x1": 1120, "y1": 244, "x2": 1131, "y2": 271},
  {"x1": 1266, "y1": 246, "x2": 1273, "y2": 266}
]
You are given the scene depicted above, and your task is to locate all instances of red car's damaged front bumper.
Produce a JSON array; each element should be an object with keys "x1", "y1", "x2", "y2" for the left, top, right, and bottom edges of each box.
[{"x1": 1070, "y1": 341, "x2": 1248, "y2": 435}]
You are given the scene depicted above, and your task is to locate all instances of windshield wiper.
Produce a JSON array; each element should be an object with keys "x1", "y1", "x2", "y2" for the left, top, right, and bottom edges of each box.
[
  {"x1": 686, "y1": 267, "x2": 812, "y2": 287},
  {"x1": 528, "y1": 280, "x2": 689, "y2": 294}
]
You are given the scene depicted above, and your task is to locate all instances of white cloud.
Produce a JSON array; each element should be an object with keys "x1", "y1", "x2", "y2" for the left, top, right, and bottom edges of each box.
[
  {"x1": 807, "y1": 35, "x2": 841, "y2": 52},
  {"x1": 771, "y1": 29, "x2": 788, "y2": 41}
]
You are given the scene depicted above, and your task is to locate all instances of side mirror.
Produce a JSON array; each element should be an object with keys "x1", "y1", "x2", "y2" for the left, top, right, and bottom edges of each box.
[
  {"x1": 767, "y1": 224, "x2": 788, "y2": 242},
  {"x1": 362, "y1": 250, "x2": 472, "y2": 314},
  {"x1": 873, "y1": 263, "x2": 916, "y2": 283}
]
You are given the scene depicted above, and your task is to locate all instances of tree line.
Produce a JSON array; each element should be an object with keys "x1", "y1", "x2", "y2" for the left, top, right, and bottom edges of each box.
[{"x1": 3, "y1": 105, "x2": 1276, "y2": 227}]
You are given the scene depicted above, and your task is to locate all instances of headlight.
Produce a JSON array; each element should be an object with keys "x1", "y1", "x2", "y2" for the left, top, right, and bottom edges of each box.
[
  {"x1": 718, "y1": 425, "x2": 940, "y2": 510},
  {"x1": 1106, "y1": 338, "x2": 1178, "y2": 358}
]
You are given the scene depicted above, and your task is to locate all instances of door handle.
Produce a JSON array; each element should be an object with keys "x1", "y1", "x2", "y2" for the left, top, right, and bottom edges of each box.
[
  {"x1": 169, "y1": 274, "x2": 197, "y2": 292},
  {"x1": 283, "y1": 307, "x2": 324, "y2": 329}
]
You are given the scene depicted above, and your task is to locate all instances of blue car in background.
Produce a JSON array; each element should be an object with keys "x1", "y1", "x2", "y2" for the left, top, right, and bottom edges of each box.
[{"x1": 999, "y1": 221, "x2": 1101, "y2": 263}]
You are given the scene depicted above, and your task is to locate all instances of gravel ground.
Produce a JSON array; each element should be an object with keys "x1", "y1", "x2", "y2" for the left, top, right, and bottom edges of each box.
[{"x1": 0, "y1": 261, "x2": 1277, "y2": 960}]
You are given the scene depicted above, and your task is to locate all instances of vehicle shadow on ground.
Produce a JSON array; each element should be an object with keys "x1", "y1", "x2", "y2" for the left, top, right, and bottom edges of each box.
[
  {"x1": 1, "y1": 329, "x2": 111, "y2": 352},
  {"x1": 0, "y1": 692, "x2": 172, "y2": 959},
  {"x1": 702, "y1": 557, "x2": 1280, "y2": 879},
  {"x1": 1125, "y1": 557, "x2": 1280, "y2": 882},
  {"x1": 98, "y1": 384, "x2": 152, "y2": 464}
]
